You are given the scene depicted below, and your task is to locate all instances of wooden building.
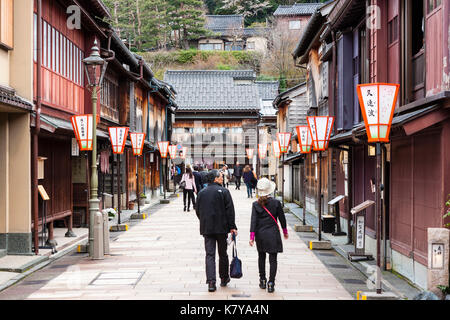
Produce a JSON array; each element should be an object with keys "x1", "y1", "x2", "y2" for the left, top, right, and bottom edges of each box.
[{"x1": 293, "y1": 0, "x2": 450, "y2": 289}]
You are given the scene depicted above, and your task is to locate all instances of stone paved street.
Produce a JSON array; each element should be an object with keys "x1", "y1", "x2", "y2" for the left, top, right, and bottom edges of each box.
[{"x1": 0, "y1": 188, "x2": 354, "y2": 300}]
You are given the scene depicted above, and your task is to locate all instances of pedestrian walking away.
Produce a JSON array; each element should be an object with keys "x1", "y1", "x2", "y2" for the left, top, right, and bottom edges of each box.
[
  {"x1": 180, "y1": 166, "x2": 197, "y2": 212},
  {"x1": 249, "y1": 178, "x2": 288, "y2": 293},
  {"x1": 233, "y1": 161, "x2": 242, "y2": 190},
  {"x1": 193, "y1": 165, "x2": 203, "y2": 194},
  {"x1": 195, "y1": 169, "x2": 238, "y2": 292},
  {"x1": 243, "y1": 165, "x2": 257, "y2": 198}
]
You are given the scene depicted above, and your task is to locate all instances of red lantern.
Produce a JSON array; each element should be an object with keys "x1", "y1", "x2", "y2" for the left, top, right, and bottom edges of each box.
[
  {"x1": 130, "y1": 132, "x2": 146, "y2": 156},
  {"x1": 157, "y1": 140, "x2": 169, "y2": 158},
  {"x1": 307, "y1": 116, "x2": 334, "y2": 151},
  {"x1": 272, "y1": 141, "x2": 281, "y2": 159},
  {"x1": 277, "y1": 132, "x2": 291, "y2": 153},
  {"x1": 258, "y1": 144, "x2": 268, "y2": 159},
  {"x1": 71, "y1": 114, "x2": 98, "y2": 151},
  {"x1": 356, "y1": 83, "x2": 400, "y2": 143},
  {"x1": 168, "y1": 145, "x2": 177, "y2": 159},
  {"x1": 246, "y1": 148, "x2": 254, "y2": 160},
  {"x1": 296, "y1": 125, "x2": 313, "y2": 154},
  {"x1": 108, "y1": 127, "x2": 129, "y2": 154}
]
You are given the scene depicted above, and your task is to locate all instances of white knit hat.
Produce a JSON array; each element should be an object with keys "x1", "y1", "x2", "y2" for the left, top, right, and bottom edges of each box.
[{"x1": 256, "y1": 178, "x2": 276, "y2": 197}]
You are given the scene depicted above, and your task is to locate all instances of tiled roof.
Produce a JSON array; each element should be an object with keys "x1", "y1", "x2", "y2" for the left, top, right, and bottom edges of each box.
[
  {"x1": 205, "y1": 15, "x2": 244, "y2": 34},
  {"x1": 256, "y1": 81, "x2": 279, "y2": 100},
  {"x1": 274, "y1": 2, "x2": 322, "y2": 16},
  {"x1": 0, "y1": 86, "x2": 33, "y2": 110},
  {"x1": 163, "y1": 70, "x2": 261, "y2": 112}
]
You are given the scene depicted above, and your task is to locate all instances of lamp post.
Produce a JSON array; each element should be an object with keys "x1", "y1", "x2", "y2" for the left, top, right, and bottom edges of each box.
[
  {"x1": 357, "y1": 83, "x2": 399, "y2": 294},
  {"x1": 81, "y1": 40, "x2": 107, "y2": 259},
  {"x1": 108, "y1": 127, "x2": 129, "y2": 225},
  {"x1": 307, "y1": 116, "x2": 334, "y2": 242},
  {"x1": 277, "y1": 132, "x2": 291, "y2": 207},
  {"x1": 130, "y1": 132, "x2": 146, "y2": 214},
  {"x1": 296, "y1": 125, "x2": 313, "y2": 226},
  {"x1": 158, "y1": 141, "x2": 170, "y2": 201}
]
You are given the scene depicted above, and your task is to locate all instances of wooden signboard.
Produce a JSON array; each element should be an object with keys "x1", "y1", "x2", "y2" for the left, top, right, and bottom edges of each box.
[
  {"x1": 38, "y1": 185, "x2": 50, "y2": 201},
  {"x1": 328, "y1": 195, "x2": 346, "y2": 236},
  {"x1": 348, "y1": 200, "x2": 374, "y2": 262}
]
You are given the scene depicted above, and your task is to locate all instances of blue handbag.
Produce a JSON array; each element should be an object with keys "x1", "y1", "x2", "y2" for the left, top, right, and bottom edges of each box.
[{"x1": 229, "y1": 234, "x2": 243, "y2": 279}]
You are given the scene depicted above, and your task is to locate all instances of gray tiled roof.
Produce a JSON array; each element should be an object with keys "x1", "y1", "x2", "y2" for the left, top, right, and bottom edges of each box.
[
  {"x1": 274, "y1": 2, "x2": 322, "y2": 16},
  {"x1": 205, "y1": 15, "x2": 243, "y2": 34},
  {"x1": 256, "y1": 81, "x2": 279, "y2": 100},
  {"x1": 164, "y1": 70, "x2": 261, "y2": 112}
]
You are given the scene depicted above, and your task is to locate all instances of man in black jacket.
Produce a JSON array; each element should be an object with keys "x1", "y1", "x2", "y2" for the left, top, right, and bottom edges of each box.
[
  {"x1": 195, "y1": 169, "x2": 238, "y2": 292},
  {"x1": 192, "y1": 165, "x2": 203, "y2": 194},
  {"x1": 233, "y1": 161, "x2": 242, "y2": 190}
]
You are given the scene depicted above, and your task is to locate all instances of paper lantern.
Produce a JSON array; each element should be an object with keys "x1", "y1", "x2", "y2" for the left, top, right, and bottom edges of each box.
[
  {"x1": 130, "y1": 132, "x2": 146, "y2": 156},
  {"x1": 246, "y1": 148, "x2": 254, "y2": 160},
  {"x1": 296, "y1": 125, "x2": 313, "y2": 154},
  {"x1": 168, "y1": 145, "x2": 177, "y2": 159},
  {"x1": 70, "y1": 114, "x2": 98, "y2": 151},
  {"x1": 307, "y1": 116, "x2": 334, "y2": 151},
  {"x1": 258, "y1": 144, "x2": 268, "y2": 159},
  {"x1": 272, "y1": 141, "x2": 281, "y2": 159},
  {"x1": 156, "y1": 140, "x2": 169, "y2": 158},
  {"x1": 356, "y1": 83, "x2": 400, "y2": 142},
  {"x1": 108, "y1": 127, "x2": 129, "y2": 154},
  {"x1": 277, "y1": 132, "x2": 291, "y2": 153}
]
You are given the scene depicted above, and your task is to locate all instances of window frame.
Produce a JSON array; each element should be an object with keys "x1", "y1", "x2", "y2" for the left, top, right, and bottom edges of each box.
[{"x1": 289, "y1": 20, "x2": 301, "y2": 30}]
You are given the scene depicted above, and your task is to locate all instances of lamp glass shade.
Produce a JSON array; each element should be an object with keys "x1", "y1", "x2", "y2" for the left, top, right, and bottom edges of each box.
[
  {"x1": 307, "y1": 116, "x2": 334, "y2": 151},
  {"x1": 157, "y1": 140, "x2": 169, "y2": 158},
  {"x1": 277, "y1": 132, "x2": 291, "y2": 153},
  {"x1": 272, "y1": 141, "x2": 281, "y2": 158},
  {"x1": 258, "y1": 144, "x2": 267, "y2": 159},
  {"x1": 356, "y1": 83, "x2": 399, "y2": 142},
  {"x1": 130, "y1": 132, "x2": 146, "y2": 156},
  {"x1": 296, "y1": 125, "x2": 313, "y2": 154},
  {"x1": 82, "y1": 40, "x2": 107, "y2": 87},
  {"x1": 246, "y1": 148, "x2": 254, "y2": 160},
  {"x1": 108, "y1": 127, "x2": 129, "y2": 154},
  {"x1": 168, "y1": 145, "x2": 177, "y2": 159},
  {"x1": 71, "y1": 114, "x2": 95, "y2": 151}
]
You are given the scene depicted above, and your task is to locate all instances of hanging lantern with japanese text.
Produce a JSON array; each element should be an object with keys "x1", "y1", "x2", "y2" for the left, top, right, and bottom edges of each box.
[
  {"x1": 277, "y1": 132, "x2": 291, "y2": 153},
  {"x1": 296, "y1": 125, "x2": 313, "y2": 154},
  {"x1": 168, "y1": 145, "x2": 177, "y2": 159},
  {"x1": 71, "y1": 114, "x2": 98, "y2": 151},
  {"x1": 157, "y1": 140, "x2": 169, "y2": 158},
  {"x1": 272, "y1": 141, "x2": 281, "y2": 159},
  {"x1": 130, "y1": 132, "x2": 146, "y2": 156},
  {"x1": 307, "y1": 116, "x2": 334, "y2": 151},
  {"x1": 108, "y1": 127, "x2": 129, "y2": 154},
  {"x1": 258, "y1": 144, "x2": 268, "y2": 159},
  {"x1": 246, "y1": 148, "x2": 254, "y2": 160},
  {"x1": 356, "y1": 83, "x2": 400, "y2": 143}
]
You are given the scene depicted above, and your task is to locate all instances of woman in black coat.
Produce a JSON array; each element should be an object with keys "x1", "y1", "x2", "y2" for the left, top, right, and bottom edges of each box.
[{"x1": 249, "y1": 178, "x2": 288, "y2": 293}]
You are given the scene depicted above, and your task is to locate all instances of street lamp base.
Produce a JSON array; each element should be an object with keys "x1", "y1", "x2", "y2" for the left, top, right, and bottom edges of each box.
[
  {"x1": 356, "y1": 291, "x2": 398, "y2": 300},
  {"x1": 309, "y1": 240, "x2": 332, "y2": 250}
]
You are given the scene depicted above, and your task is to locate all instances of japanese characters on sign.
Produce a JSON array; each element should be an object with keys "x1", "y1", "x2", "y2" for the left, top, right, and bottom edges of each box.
[
  {"x1": 306, "y1": 116, "x2": 334, "y2": 151},
  {"x1": 356, "y1": 215, "x2": 365, "y2": 250},
  {"x1": 157, "y1": 140, "x2": 169, "y2": 158},
  {"x1": 71, "y1": 114, "x2": 95, "y2": 151},
  {"x1": 357, "y1": 83, "x2": 399, "y2": 142},
  {"x1": 277, "y1": 132, "x2": 291, "y2": 153},
  {"x1": 296, "y1": 125, "x2": 313, "y2": 154},
  {"x1": 108, "y1": 127, "x2": 129, "y2": 154},
  {"x1": 431, "y1": 243, "x2": 444, "y2": 269},
  {"x1": 130, "y1": 132, "x2": 146, "y2": 156}
]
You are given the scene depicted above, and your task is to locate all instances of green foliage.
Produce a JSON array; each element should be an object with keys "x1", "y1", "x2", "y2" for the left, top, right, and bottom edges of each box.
[
  {"x1": 217, "y1": 64, "x2": 232, "y2": 70},
  {"x1": 445, "y1": 195, "x2": 450, "y2": 228},
  {"x1": 175, "y1": 49, "x2": 200, "y2": 64}
]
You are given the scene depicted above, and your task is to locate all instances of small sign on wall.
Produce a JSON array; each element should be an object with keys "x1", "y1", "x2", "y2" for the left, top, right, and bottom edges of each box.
[
  {"x1": 72, "y1": 138, "x2": 80, "y2": 156},
  {"x1": 431, "y1": 243, "x2": 444, "y2": 269}
]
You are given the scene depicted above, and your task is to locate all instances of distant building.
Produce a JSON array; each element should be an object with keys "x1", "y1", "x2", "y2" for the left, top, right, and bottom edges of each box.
[
  {"x1": 273, "y1": 2, "x2": 322, "y2": 37},
  {"x1": 164, "y1": 70, "x2": 278, "y2": 170},
  {"x1": 193, "y1": 15, "x2": 269, "y2": 53}
]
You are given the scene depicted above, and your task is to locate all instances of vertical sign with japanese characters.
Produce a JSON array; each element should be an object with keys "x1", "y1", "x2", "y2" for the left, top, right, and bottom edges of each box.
[
  {"x1": 359, "y1": 85, "x2": 379, "y2": 139},
  {"x1": 356, "y1": 213, "x2": 365, "y2": 254}
]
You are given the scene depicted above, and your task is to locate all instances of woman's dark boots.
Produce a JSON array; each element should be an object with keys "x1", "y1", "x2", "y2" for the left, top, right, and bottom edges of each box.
[
  {"x1": 267, "y1": 281, "x2": 275, "y2": 293},
  {"x1": 259, "y1": 278, "x2": 267, "y2": 289}
]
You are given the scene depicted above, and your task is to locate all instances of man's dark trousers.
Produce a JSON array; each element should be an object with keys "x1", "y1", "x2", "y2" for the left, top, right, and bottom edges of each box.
[
  {"x1": 204, "y1": 234, "x2": 229, "y2": 283},
  {"x1": 235, "y1": 176, "x2": 241, "y2": 190}
]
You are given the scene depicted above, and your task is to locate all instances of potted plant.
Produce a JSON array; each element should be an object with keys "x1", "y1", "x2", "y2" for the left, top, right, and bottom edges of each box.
[
  {"x1": 104, "y1": 208, "x2": 117, "y2": 221},
  {"x1": 139, "y1": 193, "x2": 146, "y2": 206}
]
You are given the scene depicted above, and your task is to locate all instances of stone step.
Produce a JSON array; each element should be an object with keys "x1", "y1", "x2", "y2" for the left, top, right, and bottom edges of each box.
[{"x1": 0, "y1": 255, "x2": 48, "y2": 273}]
